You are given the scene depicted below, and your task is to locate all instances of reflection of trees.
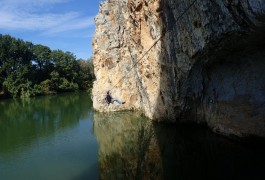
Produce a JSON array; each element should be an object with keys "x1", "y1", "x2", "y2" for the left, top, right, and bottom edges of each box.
[
  {"x1": 94, "y1": 112, "x2": 265, "y2": 180},
  {"x1": 0, "y1": 92, "x2": 92, "y2": 154}
]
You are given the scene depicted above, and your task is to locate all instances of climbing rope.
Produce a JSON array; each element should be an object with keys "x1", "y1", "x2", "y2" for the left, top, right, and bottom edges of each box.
[{"x1": 109, "y1": 0, "x2": 198, "y2": 91}]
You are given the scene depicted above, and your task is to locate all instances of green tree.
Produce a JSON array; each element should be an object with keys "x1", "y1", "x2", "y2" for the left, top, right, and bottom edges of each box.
[
  {"x1": 51, "y1": 50, "x2": 79, "y2": 81},
  {"x1": 0, "y1": 34, "x2": 94, "y2": 99},
  {"x1": 0, "y1": 35, "x2": 34, "y2": 98},
  {"x1": 76, "y1": 58, "x2": 94, "y2": 90},
  {"x1": 32, "y1": 45, "x2": 52, "y2": 82}
]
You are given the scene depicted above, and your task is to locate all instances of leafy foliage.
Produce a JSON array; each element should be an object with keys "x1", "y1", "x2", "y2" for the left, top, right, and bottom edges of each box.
[{"x1": 0, "y1": 34, "x2": 94, "y2": 99}]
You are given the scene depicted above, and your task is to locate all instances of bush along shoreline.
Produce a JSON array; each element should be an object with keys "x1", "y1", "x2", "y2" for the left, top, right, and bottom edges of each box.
[{"x1": 0, "y1": 34, "x2": 94, "y2": 99}]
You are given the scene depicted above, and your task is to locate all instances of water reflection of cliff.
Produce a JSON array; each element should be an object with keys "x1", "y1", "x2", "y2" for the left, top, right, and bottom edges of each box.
[
  {"x1": 94, "y1": 112, "x2": 265, "y2": 180},
  {"x1": 0, "y1": 92, "x2": 92, "y2": 154},
  {"x1": 93, "y1": 111, "x2": 162, "y2": 179}
]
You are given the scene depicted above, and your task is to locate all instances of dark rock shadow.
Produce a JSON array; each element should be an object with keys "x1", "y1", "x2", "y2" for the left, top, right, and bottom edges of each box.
[
  {"x1": 152, "y1": 122, "x2": 265, "y2": 180},
  {"x1": 156, "y1": 0, "x2": 265, "y2": 137}
]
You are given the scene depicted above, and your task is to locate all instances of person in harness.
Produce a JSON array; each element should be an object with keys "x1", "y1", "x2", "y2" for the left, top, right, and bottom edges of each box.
[{"x1": 105, "y1": 90, "x2": 125, "y2": 105}]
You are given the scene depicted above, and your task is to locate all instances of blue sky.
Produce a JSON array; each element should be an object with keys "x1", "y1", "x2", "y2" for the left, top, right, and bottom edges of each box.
[{"x1": 0, "y1": 0, "x2": 102, "y2": 60}]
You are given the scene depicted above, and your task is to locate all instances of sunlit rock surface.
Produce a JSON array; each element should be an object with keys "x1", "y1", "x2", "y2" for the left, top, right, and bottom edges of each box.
[{"x1": 92, "y1": 0, "x2": 265, "y2": 137}]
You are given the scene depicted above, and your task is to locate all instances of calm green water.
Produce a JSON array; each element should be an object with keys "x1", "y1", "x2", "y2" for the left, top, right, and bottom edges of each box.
[
  {"x1": 1, "y1": 92, "x2": 265, "y2": 180},
  {"x1": 0, "y1": 93, "x2": 98, "y2": 180}
]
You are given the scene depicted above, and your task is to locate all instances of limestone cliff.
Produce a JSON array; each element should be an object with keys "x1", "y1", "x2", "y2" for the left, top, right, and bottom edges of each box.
[{"x1": 92, "y1": 0, "x2": 265, "y2": 137}]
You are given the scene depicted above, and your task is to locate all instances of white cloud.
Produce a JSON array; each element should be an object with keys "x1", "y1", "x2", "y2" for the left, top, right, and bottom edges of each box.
[
  {"x1": 0, "y1": 10, "x2": 78, "y2": 30},
  {"x1": 0, "y1": 0, "x2": 71, "y2": 8},
  {"x1": 0, "y1": 0, "x2": 94, "y2": 36},
  {"x1": 44, "y1": 16, "x2": 95, "y2": 35}
]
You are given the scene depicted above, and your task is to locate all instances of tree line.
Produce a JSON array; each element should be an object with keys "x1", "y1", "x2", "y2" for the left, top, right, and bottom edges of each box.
[{"x1": 0, "y1": 34, "x2": 94, "y2": 99}]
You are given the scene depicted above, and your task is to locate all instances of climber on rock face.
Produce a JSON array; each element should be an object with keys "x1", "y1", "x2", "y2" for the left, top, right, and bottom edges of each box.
[{"x1": 105, "y1": 90, "x2": 126, "y2": 105}]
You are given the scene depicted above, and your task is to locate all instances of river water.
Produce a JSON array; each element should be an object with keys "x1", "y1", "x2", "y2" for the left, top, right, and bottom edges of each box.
[{"x1": 0, "y1": 92, "x2": 264, "y2": 180}]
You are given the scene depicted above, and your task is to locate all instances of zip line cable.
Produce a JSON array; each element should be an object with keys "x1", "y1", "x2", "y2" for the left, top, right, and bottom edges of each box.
[{"x1": 109, "y1": 0, "x2": 197, "y2": 91}]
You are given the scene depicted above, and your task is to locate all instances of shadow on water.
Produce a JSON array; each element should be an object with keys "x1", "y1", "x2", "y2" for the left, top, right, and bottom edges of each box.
[
  {"x1": 93, "y1": 111, "x2": 265, "y2": 180},
  {"x1": 71, "y1": 162, "x2": 99, "y2": 180},
  {"x1": 153, "y1": 123, "x2": 265, "y2": 180},
  {"x1": 0, "y1": 92, "x2": 92, "y2": 155}
]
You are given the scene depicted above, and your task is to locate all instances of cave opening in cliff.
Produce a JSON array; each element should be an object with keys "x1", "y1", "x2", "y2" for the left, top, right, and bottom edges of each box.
[{"x1": 183, "y1": 26, "x2": 265, "y2": 137}]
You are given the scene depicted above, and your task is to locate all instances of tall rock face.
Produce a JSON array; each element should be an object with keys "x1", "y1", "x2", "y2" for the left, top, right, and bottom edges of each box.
[{"x1": 92, "y1": 0, "x2": 265, "y2": 137}]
